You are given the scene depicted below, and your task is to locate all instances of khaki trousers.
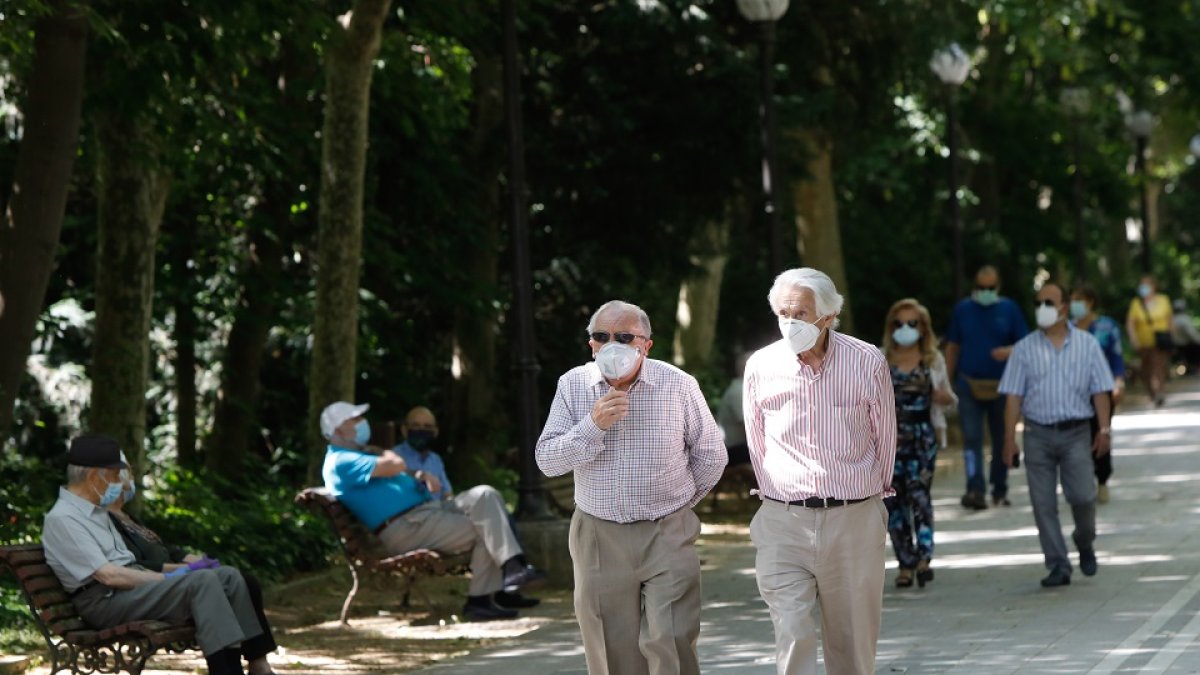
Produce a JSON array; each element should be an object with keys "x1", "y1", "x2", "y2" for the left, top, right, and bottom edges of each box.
[
  {"x1": 750, "y1": 496, "x2": 887, "y2": 675},
  {"x1": 379, "y1": 485, "x2": 521, "y2": 596},
  {"x1": 571, "y1": 508, "x2": 702, "y2": 675}
]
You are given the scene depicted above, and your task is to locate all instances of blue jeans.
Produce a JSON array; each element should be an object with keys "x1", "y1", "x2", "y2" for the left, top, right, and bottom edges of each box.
[{"x1": 954, "y1": 376, "x2": 1008, "y2": 498}]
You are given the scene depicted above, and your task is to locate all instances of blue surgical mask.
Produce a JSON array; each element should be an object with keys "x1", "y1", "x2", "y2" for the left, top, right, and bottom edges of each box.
[
  {"x1": 123, "y1": 481, "x2": 137, "y2": 503},
  {"x1": 407, "y1": 429, "x2": 435, "y2": 451},
  {"x1": 1069, "y1": 300, "x2": 1089, "y2": 321},
  {"x1": 354, "y1": 419, "x2": 371, "y2": 446},
  {"x1": 972, "y1": 289, "x2": 999, "y2": 306},
  {"x1": 1138, "y1": 284, "x2": 1152, "y2": 298},
  {"x1": 892, "y1": 325, "x2": 921, "y2": 347},
  {"x1": 94, "y1": 477, "x2": 124, "y2": 507}
]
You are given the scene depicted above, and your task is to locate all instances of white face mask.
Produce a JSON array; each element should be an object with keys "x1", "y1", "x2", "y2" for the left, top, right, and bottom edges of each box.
[
  {"x1": 779, "y1": 316, "x2": 825, "y2": 354},
  {"x1": 595, "y1": 342, "x2": 641, "y2": 380},
  {"x1": 892, "y1": 324, "x2": 921, "y2": 347},
  {"x1": 1035, "y1": 304, "x2": 1061, "y2": 329}
]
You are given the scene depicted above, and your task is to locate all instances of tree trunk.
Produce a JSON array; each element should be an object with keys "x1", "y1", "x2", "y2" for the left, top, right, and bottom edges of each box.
[
  {"x1": 172, "y1": 221, "x2": 197, "y2": 467},
  {"x1": 672, "y1": 206, "x2": 737, "y2": 370},
  {"x1": 792, "y1": 129, "x2": 854, "y2": 333},
  {"x1": 205, "y1": 206, "x2": 285, "y2": 478},
  {"x1": 0, "y1": 1, "x2": 88, "y2": 444},
  {"x1": 306, "y1": 0, "x2": 394, "y2": 481},
  {"x1": 89, "y1": 115, "x2": 169, "y2": 474},
  {"x1": 446, "y1": 52, "x2": 504, "y2": 487}
]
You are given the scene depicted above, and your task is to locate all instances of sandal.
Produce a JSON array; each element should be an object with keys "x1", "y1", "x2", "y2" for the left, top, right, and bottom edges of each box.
[{"x1": 895, "y1": 568, "x2": 914, "y2": 588}]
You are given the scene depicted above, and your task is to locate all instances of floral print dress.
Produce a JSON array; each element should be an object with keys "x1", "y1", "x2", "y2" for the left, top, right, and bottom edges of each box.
[{"x1": 887, "y1": 363, "x2": 939, "y2": 568}]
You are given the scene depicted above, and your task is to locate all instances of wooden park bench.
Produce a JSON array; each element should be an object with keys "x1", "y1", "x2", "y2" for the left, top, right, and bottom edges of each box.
[
  {"x1": 0, "y1": 544, "x2": 196, "y2": 675},
  {"x1": 294, "y1": 487, "x2": 471, "y2": 625}
]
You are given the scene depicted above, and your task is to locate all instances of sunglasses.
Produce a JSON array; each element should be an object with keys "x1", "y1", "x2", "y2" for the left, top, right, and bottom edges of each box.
[
  {"x1": 892, "y1": 319, "x2": 920, "y2": 329},
  {"x1": 975, "y1": 285, "x2": 998, "y2": 292},
  {"x1": 1034, "y1": 300, "x2": 1058, "y2": 308},
  {"x1": 590, "y1": 331, "x2": 645, "y2": 345}
]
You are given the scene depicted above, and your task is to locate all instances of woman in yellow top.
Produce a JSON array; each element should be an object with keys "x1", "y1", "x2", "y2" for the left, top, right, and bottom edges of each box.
[{"x1": 1126, "y1": 274, "x2": 1172, "y2": 407}]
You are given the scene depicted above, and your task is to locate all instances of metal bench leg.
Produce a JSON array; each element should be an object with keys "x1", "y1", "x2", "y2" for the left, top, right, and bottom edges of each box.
[
  {"x1": 340, "y1": 561, "x2": 360, "y2": 626},
  {"x1": 400, "y1": 573, "x2": 415, "y2": 609}
]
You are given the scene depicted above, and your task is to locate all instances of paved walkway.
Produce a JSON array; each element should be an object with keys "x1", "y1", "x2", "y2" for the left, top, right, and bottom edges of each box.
[{"x1": 420, "y1": 375, "x2": 1200, "y2": 674}]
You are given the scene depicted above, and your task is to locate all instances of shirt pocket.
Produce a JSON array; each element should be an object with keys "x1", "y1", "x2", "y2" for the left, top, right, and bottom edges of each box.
[{"x1": 819, "y1": 403, "x2": 870, "y2": 458}]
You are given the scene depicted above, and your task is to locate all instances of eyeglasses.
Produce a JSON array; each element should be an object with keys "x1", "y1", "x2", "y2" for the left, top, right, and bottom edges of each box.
[
  {"x1": 590, "y1": 331, "x2": 646, "y2": 345},
  {"x1": 892, "y1": 319, "x2": 920, "y2": 329},
  {"x1": 1034, "y1": 300, "x2": 1057, "y2": 308},
  {"x1": 975, "y1": 285, "x2": 998, "y2": 292}
]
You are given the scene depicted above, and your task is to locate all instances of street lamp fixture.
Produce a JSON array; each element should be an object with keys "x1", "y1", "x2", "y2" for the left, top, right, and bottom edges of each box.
[
  {"x1": 1060, "y1": 87, "x2": 1091, "y2": 280},
  {"x1": 738, "y1": 0, "x2": 789, "y2": 274},
  {"x1": 1126, "y1": 109, "x2": 1154, "y2": 273},
  {"x1": 930, "y1": 43, "x2": 970, "y2": 299}
]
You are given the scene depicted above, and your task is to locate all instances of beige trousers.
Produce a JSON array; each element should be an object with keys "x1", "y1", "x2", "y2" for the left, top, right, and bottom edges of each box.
[
  {"x1": 379, "y1": 485, "x2": 521, "y2": 596},
  {"x1": 750, "y1": 496, "x2": 887, "y2": 675},
  {"x1": 570, "y1": 508, "x2": 702, "y2": 675}
]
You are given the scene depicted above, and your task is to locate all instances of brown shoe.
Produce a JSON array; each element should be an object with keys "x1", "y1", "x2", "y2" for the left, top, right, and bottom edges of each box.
[{"x1": 895, "y1": 568, "x2": 914, "y2": 588}]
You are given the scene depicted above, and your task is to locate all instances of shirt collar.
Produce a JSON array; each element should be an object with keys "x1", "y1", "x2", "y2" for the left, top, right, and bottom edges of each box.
[{"x1": 58, "y1": 485, "x2": 105, "y2": 518}]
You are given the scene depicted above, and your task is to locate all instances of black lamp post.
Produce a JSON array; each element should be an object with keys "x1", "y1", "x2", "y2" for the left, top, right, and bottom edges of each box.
[
  {"x1": 1127, "y1": 109, "x2": 1154, "y2": 273},
  {"x1": 1060, "y1": 87, "x2": 1091, "y2": 280},
  {"x1": 502, "y1": 0, "x2": 552, "y2": 520},
  {"x1": 930, "y1": 43, "x2": 971, "y2": 300},
  {"x1": 737, "y1": 0, "x2": 789, "y2": 274}
]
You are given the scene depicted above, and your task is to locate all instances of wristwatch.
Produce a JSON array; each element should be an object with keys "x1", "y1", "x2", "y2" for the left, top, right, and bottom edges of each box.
[{"x1": 414, "y1": 470, "x2": 426, "y2": 480}]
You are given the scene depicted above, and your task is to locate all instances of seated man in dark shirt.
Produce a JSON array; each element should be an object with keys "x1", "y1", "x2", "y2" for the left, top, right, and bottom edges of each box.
[
  {"x1": 43, "y1": 435, "x2": 265, "y2": 675},
  {"x1": 320, "y1": 401, "x2": 543, "y2": 621}
]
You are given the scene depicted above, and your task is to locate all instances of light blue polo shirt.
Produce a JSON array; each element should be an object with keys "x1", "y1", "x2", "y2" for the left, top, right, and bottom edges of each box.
[{"x1": 322, "y1": 445, "x2": 430, "y2": 531}]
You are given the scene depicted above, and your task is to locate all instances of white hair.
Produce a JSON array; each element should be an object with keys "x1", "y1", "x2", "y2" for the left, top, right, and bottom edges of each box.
[
  {"x1": 586, "y1": 300, "x2": 652, "y2": 337},
  {"x1": 66, "y1": 464, "x2": 91, "y2": 486},
  {"x1": 768, "y1": 268, "x2": 844, "y2": 323}
]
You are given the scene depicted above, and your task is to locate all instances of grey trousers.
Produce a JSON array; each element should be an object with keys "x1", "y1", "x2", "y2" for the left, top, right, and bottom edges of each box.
[
  {"x1": 73, "y1": 567, "x2": 262, "y2": 655},
  {"x1": 1024, "y1": 423, "x2": 1097, "y2": 576},
  {"x1": 570, "y1": 507, "x2": 702, "y2": 675},
  {"x1": 378, "y1": 485, "x2": 522, "y2": 596},
  {"x1": 750, "y1": 497, "x2": 887, "y2": 675}
]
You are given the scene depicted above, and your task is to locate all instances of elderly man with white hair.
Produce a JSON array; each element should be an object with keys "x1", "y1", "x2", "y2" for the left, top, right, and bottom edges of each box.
[
  {"x1": 536, "y1": 299, "x2": 727, "y2": 675},
  {"x1": 743, "y1": 268, "x2": 896, "y2": 675}
]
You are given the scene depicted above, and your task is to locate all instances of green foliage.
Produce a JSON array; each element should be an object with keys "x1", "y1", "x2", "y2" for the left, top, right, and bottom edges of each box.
[{"x1": 138, "y1": 464, "x2": 335, "y2": 582}]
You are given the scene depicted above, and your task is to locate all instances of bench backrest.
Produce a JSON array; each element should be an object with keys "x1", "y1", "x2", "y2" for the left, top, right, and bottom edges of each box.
[
  {"x1": 294, "y1": 487, "x2": 381, "y2": 567},
  {"x1": 0, "y1": 544, "x2": 89, "y2": 638}
]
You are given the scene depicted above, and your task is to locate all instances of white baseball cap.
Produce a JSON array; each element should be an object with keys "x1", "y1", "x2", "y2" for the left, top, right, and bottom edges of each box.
[{"x1": 320, "y1": 401, "x2": 370, "y2": 439}]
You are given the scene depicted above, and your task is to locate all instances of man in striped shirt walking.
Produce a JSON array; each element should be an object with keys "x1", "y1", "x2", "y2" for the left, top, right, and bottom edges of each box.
[
  {"x1": 743, "y1": 268, "x2": 897, "y2": 675},
  {"x1": 1000, "y1": 281, "x2": 1113, "y2": 588},
  {"x1": 536, "y1": 300, "x2": 727, "y2": 675}
]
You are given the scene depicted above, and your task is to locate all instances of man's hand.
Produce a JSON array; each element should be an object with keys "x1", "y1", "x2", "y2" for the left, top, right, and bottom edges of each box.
[
  {"x1": 990, "y1": 346, "x2": 1013, "y2": 361},
  {"x1": 590, "y1": 389, "x2": 629, "y2": 430},
  {"x1": 415, "y1": 471, "x2": 441, "y2": 495},
  {"x1": 370, "y1": 449, "x2": 408, "y2": 478},
  {"x1": 1093, "y1": 429, "x2": 1111, "y2": 457},
  {"x1": 1113, "y1": 377, "x2": 1125, "y2": 405},
  {"x1": 1002, "y1": 438, "x2": 1021, "y2": 468}
]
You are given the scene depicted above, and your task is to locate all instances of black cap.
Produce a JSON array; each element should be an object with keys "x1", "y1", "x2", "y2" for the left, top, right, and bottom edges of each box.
[{"x1": 67, "y1": 435, "x2": 127, "y2": 469}]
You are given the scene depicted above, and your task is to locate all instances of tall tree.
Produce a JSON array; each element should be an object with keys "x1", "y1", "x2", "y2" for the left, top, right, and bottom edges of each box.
[
  {"x1": 307, "y1": 0, "x2": 395, "y2": 479},
  {"x1": 0, "y1": 0, "x2": 88, "y2": 444}
]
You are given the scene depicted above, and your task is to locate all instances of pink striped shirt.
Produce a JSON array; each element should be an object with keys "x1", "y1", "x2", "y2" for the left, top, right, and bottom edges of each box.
[{"x1": 743, "y1": 331, "x2": 897, "y2": 501}]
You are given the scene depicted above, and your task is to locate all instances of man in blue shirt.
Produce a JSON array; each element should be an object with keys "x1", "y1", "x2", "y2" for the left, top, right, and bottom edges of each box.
[
  {"x1": 999, "y1": 282, "x2": 1113, "y2": 588},
  {"x1": 320, "y1": 401, "x2": 544, "y2": 620},
  {"x1": 944, "y1": 265, "x2": 1029, "y2": 510},
  {"x1": 395, "y1": 406, "x2": 452, "y2": 500}
]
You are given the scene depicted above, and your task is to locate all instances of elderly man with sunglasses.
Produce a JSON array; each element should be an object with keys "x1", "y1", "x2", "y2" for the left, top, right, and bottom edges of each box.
[
  {"x1": 536, "y1": 299, "x2": 726, "y2": 675},
  {"x1": 999, "y1": 282, "x2": 1113, "y2": 588}
]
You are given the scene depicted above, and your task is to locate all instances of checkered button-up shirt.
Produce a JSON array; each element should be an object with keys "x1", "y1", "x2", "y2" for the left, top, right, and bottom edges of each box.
[
  {"x1": 536, "y1": 358, "x2": 728, "y2": 523},
  {"x1": 744, "y1": 332, "x2": 897, "y2": 502}
]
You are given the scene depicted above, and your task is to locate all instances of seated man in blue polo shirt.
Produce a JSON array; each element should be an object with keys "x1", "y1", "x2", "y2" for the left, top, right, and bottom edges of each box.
[{"x1": 320, "y1": 401, "x2": 543, "y2": 621}]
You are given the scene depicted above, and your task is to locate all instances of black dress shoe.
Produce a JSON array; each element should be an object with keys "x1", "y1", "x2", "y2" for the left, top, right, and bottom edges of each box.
[
  {"x1": 1040, "y1": 571, "x2": 1071, "y2": 588},
  {"x1": 502, "y1": 564, "x2": 547, "y2": 593},
  {"x1": 960, "y1": 491, "x2": 988, "y2": 511},
  {"x1": 463, "y1": 599, "x2": 518, "y2": 621},
  {"x1": 1079, "y1": 550, "x2": 1098, "y2": 576},
  {"x1": 494, "y1": 590, "x2": 540, "y2": 609}
]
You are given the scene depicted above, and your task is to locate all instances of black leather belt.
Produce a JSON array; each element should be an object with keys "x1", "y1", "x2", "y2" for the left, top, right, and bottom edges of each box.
[
  {"x1": 70, "y1": 581, "x2": 100, "y2": 598},
  {"x1": 372, "y1": 504, "x2": 420, "y2": 535},
  {"x1": 764, "y1": 495, "x2": 871, "y2": 509},
  {"x1": 1030, "y1": 418, "x2": 1090, "y2": 431}
]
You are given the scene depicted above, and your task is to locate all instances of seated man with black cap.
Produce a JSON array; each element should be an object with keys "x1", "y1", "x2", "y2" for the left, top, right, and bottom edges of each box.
[
  {"x1": 320, "y1": 401, "x2": 544, "y2": 621},
  {"x1": 42, "y1": 435, "x2": 270, "y2": 675}
]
